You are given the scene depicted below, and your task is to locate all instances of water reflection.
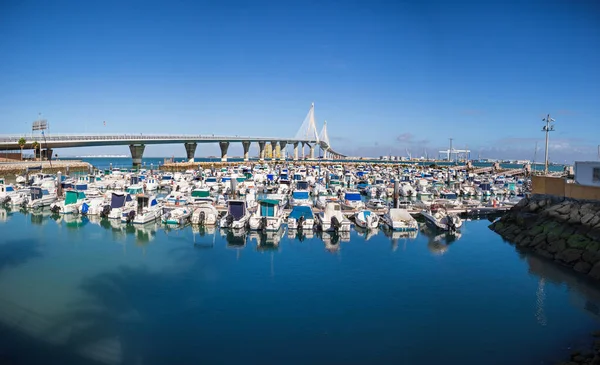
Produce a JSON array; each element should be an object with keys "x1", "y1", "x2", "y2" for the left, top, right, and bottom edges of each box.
[
  {"x1": 286, "y1": 228, "x2": 314, "y2": 241},
  {"x1": 380, "y1": 226, "x2": 418, "y2": 251},
  {"x1": 419, "y1": 224, "x2": 462, "y2": 256},
  {"x1": 220, "y1": 228, "x2": 247, "y2": 248},
  {"x1": 0, "y1": 206, "x2": 13, "y2": 222},
  {"x1": 248, "y1": 229, "x2": 285, "y2": 250},
  {"x1": 354, "y1": 226, "x2": 380, "y2": 241}
]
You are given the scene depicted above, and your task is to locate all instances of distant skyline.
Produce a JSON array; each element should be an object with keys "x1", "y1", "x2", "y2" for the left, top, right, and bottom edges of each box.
[{"x1": 1, "y1": 0, "x2": 599, "y2": 163}]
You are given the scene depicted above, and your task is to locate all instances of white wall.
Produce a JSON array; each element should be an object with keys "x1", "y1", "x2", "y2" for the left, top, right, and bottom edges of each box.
[{"x1": 574, "y1": 161, "x2": 600, "y2": 187}]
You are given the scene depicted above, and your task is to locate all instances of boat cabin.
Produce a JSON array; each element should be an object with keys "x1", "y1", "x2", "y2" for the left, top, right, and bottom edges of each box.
[
  {"x1": 65, "y1": 190, "x2": 86, "y2": 205},
  {"x1": 259, "y1": 199, "x2": 282, "y2": 218}
]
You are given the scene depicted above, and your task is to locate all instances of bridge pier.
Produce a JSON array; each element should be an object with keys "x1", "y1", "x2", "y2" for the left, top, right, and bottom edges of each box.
[
  {"x1": 129, "y1": 144, "x2": 145, "y2": 167},
  {"x1": 271, "y1": 141, "x2": 279, "y2": 161},
  {"x1": 242, "y1": 141, "x2": 251, "y2": 162},
  {"x1": 219, "y1": 141, "x2": 230, "y2": 162},
  {"x1": 293, "y1": 142, "x2": 299, "y2": 161},
  {"x1": 184, "y1": 142, "x2": 197, "y2": 163},
  {"x1": 279, "y1": 141, "x2": 287, "y2": 161},
  {"x1": 309, "y1": 144, "x2": 315, "y2": 160},
  {"x1": 42, "y1": 148, "x2": 53, "y2": 161},
  {"x1": 258, "y1": 141, "x2": 266, "y2": 162}
]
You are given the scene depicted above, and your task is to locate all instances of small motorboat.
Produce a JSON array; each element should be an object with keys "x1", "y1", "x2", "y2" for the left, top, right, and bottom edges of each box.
[
  {"x1": 287, "y1": 205, "x2": 315, "y2": 231},
  {"x1": 354, "y1": 209, "x2": 379, "y2": 229},
  {"x1": 381, "y1": 208, "x2": 418, "y2": 232}
]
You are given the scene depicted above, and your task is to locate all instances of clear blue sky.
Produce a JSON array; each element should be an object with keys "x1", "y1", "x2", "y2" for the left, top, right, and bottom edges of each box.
[{"x1": 1, "y1": 0, "x2": 599, "y2": 162}]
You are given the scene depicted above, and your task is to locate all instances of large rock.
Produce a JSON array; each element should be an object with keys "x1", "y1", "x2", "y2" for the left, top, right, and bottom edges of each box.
[
  {"x1": 589, "y1": 262, "x2": 600, "y2": 280},
  {"x1": 535, "y1": 248, "x2": 554, "y2": 259},
  {"x1": 574, "y1": 261, "x2": 592, "y2": 274},
  {"x1": 557, "y1": 249, "x2": 583, "y2": 264},
  {"x1": 556, "y1": 202, "x2": 574, "y2": 215},
  {"x1": 582, "y1": 250, "x2": 600, "y2": 265},
  {"x1": 581, "y1": 213, "x2": 596, "y2": 226},
  {"x1": 547, "y1": 239, "x2": 566, "y2": 254},
  {"x1": 587, "y1": 215, "x2": 600, "y2": 228},
  {"x1": 568, "y1": 235, "x2": 591, "y2": 249},
  {"x1": 530, "y1": 234, "x2": 547, "y2": 247},
  {"x1": 528, "y1": 225, "x2": 544, "y2": 237},
  {"x1": 568, "y1": 209, "x2": 582, "y2": 224}
]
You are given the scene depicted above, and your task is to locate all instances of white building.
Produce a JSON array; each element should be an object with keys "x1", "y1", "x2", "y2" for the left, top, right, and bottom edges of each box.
[{"x1": 574, "y1": 161, "x2": 600, "y2": 187}]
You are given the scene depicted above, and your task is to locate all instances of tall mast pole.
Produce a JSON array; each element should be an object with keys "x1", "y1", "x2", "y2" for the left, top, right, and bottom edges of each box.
[{"x1": 542, "y1": 114, "x2": 555, "y2": 175}]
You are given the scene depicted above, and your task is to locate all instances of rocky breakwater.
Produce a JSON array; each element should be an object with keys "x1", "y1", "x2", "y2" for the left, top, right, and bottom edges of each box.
[{"x1": 489, "y1": 194, "x2": 600, "y2": 281}]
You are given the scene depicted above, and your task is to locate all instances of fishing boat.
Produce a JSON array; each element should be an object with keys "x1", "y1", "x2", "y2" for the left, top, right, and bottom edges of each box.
[
  {"x1": 161, "y1": 206, "x2": 192, "y2": 226},
  {"x1": 219, "y1": 200, "x2": 250, "y2": 229},
  {"x1": 107, "y1": 192, "x2": 133, "y2": 220},
  {"x1": 80, "y1": 197, "x2": 108, "y2": 216},
  {"x1": 191, "y1": 202, "x2": 219, "y2": 226},
  {"x1": 381, "y1": 208, "x2": 418, "y2": 231},
  {"x1": 316, "y1": 202, "x2": 351, "y2": 232},
  {"x1": 354, "y1": 209, "x2": 379, "y2": 229},
  {"x1": 190, "y1": 188, "x2": 215, "y2": 205},
  {"x1": 50, "y1": 190, "x2": 87, "y2": 215},
  {"x1": 421, "y1": 206, "x2": 463, "y2": 232},
  {"x1": 290, "y1": 181, "x2": 312, "y2": 207},
  {"x1": 287, "y1": 205, "x2": 315, "y2": 231},
  {"x1": 144, "y1": 177, "x2": 159, "y2": 191},
  {"x1": 126, "y1": 195, "x2": 161, "y2": 224},
  {"x1": 26, "y1": 187, "x2": 57, "y2": 209},
  {"x1": 249, "y1": 198, "x2": 285, "y2": 231},
  {"x1": 341, "y1": 190, "x2": 365, "y2": 211}
]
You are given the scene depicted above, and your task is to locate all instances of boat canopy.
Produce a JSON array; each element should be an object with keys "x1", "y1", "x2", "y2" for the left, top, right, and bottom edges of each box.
[
  {"x1": 205, "y1": 177, "x2": 217, "y2": 183},
  {"x1": 65, "y1": 190, "x2": 85, "y2": 205},
  {"x1": 292, "y1": 191, "x2": 309, "y2": 200},
  {"x1": 75, "y1": 183, "x2": 88, "y2": 191},
  {"x1": 127, "y1": 186, "x2": 144, "y2": 195},
  {"x1": 296, "y1": 181, "x2": 309, "y2": 190},
  {"x1": 260, "y1": 199, "x2": 278, "y2": 217},
  {"x1": 288, "y1": 206, "x2": 314, "y2": 220},
  {"x1": 191, "y1": 189, "x2": 210, "y2": 198},
  {"x1": 111, "y1": 192, "x2": 126, "y2": 208},
  {"x1": 344, "y1": 192, "x2": 361, "y2": 201},
  {"x1": 5, "y1": 185, "x2": 14, "y2": 192},
  {"x1": 228, "y1": 201, "x2": 246, "y2": 219}
]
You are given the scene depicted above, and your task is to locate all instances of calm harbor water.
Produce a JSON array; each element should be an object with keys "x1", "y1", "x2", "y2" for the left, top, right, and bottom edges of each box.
[{"x1": 0, "y1": 209, "x2": 598, "y2": 365}]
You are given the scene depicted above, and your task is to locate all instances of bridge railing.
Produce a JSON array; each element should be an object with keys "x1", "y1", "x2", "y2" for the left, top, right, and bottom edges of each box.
[{"x1": 0, "y1": 134, "x2": 316, "y2": 143}]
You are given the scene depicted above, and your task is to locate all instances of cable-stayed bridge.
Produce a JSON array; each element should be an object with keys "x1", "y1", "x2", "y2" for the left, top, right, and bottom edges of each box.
[{"x1": 0, "y1": 104, "x2": 346, "y2": 165}]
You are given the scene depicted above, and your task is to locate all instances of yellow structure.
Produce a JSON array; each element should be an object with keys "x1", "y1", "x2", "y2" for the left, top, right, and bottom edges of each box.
[{"x1": 532, "y1": 176, "x2": 600, "y2": 201}]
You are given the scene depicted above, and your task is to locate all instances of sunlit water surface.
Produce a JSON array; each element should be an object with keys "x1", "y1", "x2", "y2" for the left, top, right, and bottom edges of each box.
[{"x1": 0, "y1": 208, "x2": 598, "y2": 365}]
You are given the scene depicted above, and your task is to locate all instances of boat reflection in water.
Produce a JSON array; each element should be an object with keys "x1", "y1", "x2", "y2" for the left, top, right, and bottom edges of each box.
[
  {"x1": 354, "y1": 226, "x2": 380, "y2": 241},
  {"x1": 0, "y1": 206, "x2": 13, "y2": 222},
  {"x1": 249, "y1": 228, "x2": 285, "y2": 251},
  {"x1": 319, "y1": 230, "x2": 351, "y2": 253},
  {"x1": 286, "y1": 228, "x2": 314, "y2": 241},
  {"x1": 419, "y1": 224, "x2": 462, "y2": 256},
  {"x1": 221, "y1": 228, "x2": 247, "y2": 249},
  {"x1": 191, "y1": 225, "x2": 216, "y2": 248},
  {"x1": 380, "y1": 224, "x2": 418, "y2": 251},
  {"x1": 88, "y1": 215, "x2": 160, "y2": 246}
]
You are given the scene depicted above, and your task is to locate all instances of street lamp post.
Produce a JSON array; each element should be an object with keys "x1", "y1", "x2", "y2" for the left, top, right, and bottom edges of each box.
[{"x1": 542, "y1": 114, "x2": 555, "y2": 175}]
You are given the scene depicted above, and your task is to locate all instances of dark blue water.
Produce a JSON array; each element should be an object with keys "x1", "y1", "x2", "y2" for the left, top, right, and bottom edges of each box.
[
  {"x1": 65, "y1": 157, "x2": 567, "y2": 173},
  {"x1": 0, "y1": 209, "x2": 597, "y2": 365}
]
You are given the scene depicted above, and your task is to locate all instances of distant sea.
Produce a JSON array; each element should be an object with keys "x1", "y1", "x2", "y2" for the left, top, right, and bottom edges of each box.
[{"x1": 62, "y1": 157, "x2": 567, "y2": 173}]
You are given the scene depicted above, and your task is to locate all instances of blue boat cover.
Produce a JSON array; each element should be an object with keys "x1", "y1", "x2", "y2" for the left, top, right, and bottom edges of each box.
[
  {"x1": 344, "y1": 192, "x2": 361, "y2": 201},
  {"x1": 288, "y1": 206, "x2": 314, "y2": 220},
  {"x1": 292, "y1": 191, "x2": 309, "y2": 200}
]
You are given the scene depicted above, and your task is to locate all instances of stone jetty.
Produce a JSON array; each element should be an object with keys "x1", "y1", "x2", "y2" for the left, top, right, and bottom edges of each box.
[
  {"x1": 0, "y1": 160, "x2": 91, "y2": 176},
  {"x1": 489, "y1": 194, "x2": 600, "y2": 280}
]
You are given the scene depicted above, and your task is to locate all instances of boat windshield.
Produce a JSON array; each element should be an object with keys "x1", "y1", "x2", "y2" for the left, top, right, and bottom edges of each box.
[{"x1": 344, "y1": 192, "x2": 361, "y2": 201}]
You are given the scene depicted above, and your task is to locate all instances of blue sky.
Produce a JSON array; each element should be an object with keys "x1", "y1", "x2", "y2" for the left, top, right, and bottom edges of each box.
[{"x1": 1, "y1": 0, "x2": 599, "y2": 162}]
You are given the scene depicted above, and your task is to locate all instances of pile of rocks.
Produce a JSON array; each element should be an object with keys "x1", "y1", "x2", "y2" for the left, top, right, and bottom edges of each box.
[{"x1": 489, "y1": 194, "x2": 600, "y2": 281}]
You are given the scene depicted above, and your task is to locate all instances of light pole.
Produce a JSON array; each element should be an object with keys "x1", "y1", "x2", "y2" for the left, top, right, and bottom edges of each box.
[{"x1": 542, "y1": 114, "x2": 555, "y2": 175}]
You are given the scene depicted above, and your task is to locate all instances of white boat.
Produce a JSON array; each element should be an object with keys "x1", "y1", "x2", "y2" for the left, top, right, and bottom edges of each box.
[
  {"x1": 290, "y1": 181, "x2": 312, "y2": 207},
  {"x1": 107, "y1": 191, "x2": 133, "y2": 220},
  {"x1": 80, "y1": 197, "x2": 108, "y2": 216},
  {"x1": 381, "y1": 208, "x2": 418, "y2": 231},
  {"x1": 316, "y1": 202, "x2": 351, "y2": 232},
  {"x1": 341, "y1": 190, "x2": 364, "y2": 211},
  {"x1": 354, "y1": 209, "x2": 379, "y2": 229},
  {"x1": 26, "y1": 187, "x2": 57, "y2": 209},
  {"x1": 144, "y1": 178, "x2": 159, "y2": 191},
  {"x1": 249, "y1": 198, "x2": 285, "y2": 231},
  {"x1": 366, "y1": 198, "x2": 387, "y2": 210},
  {"x1": 287, "y1": 205, "x2": 315, "y2": 231},
  {"x1": 191, "y1": 203, "x2": 219, "y2": 226},
  {"x1": 7, "y1": 188, "x2": 29, "y2": 207},
  {"x1": 190, "y1": 188, "x2": 215, "y2": 205},
  {"x1": 421, "y1": 206, "x2": 463, "y2": 232},
  {"x1": 161, "y1": 206, "x2": 192, "y2": 225},
  {"x1": 50, "y1": 190, "x2": 87, "y2": 215},
  {"x1": 0, "y1": 184, "x2": 17, "y2": 205},
  {"x1": 165, "y1": 191, "x2": 189, "y2": 206},
  {"x1": 219, "y1": 200, "x2": 250, "y2": 229},
  {"x1": 126, "y1": 195, "x2": 162, "y2": 224}
]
